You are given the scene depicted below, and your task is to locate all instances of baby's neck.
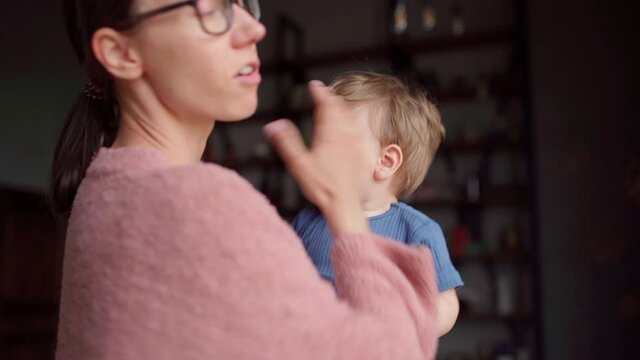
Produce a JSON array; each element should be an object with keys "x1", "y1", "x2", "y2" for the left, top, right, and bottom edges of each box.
[{"x1": 362, "y1": 192, "x2": 399, "y2": 218}]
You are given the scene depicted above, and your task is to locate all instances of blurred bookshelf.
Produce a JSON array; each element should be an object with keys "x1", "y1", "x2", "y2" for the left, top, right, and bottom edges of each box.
[{"x1": 210, "y1": 1, "x2": 540, "y2": 359}]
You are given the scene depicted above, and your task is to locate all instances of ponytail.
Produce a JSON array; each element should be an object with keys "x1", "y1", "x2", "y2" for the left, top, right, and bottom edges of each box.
[
  {"x1": 51, "y1": 0, "x2": 133, "y2": 215},
  {"x1": 49, "y1": 88, "x2": 118, "y2": 215}
]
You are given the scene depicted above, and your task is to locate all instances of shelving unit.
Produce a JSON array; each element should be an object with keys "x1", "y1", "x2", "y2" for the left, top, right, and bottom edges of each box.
[
  {"x1": 243, "y1": 75, "x2": 521, "y2": 124},
  {"x1": 211, "y1": 1, "x2": 539, "y2": 359},
  {"x1": 412, "y1": 186, "x2": 527, "y2": 208},
  {"x1": 260, "y1": 30, "x2": 514, "y2": 74}
]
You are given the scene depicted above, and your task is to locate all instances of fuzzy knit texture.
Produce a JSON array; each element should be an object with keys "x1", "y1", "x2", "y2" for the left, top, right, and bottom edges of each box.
[{"x1": 56, "y1": 145, "x2": 439, "y2": 360}]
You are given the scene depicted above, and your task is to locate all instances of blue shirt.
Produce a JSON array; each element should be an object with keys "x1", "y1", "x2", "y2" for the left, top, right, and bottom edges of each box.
[{"x1": 292, "y1": 202, "x2": 464, "y2": 292}]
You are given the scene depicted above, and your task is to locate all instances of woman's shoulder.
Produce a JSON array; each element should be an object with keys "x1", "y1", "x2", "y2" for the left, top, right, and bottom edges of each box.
[
  {"x1": 89, "y1": 145, "x2": 248, "y2": 186},
  {"x1": 165, "y1": 161, "x2": 253, "y2": 194},
  {"x1": 152, "y1": 161, "x2": 267, "y2": 210},
  {"x1": 149, "y1": 162, "x2": 275, "y2": 223},
  {"x1": 81, "y1": 146, "x2": 268, "y2": 213}
]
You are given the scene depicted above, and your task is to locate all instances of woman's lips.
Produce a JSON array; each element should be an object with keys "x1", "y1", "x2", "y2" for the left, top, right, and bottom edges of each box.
[
  {"x1": 236, "y1": 69, "x2": 262, "y2": 85},
  {"x1": 235, "y1": 63, "x2": 261, "y2": 86}
]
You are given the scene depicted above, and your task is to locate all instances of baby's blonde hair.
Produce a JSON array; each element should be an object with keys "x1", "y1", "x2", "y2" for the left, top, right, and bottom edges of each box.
[{"x1": 331, "y1": 71, "x2": 445, "y2": 197}]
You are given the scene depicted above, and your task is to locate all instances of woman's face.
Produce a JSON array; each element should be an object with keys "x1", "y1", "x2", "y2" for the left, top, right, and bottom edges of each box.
[{"x1": 130, "y1": 0, "x2": 266, "y2": 122}]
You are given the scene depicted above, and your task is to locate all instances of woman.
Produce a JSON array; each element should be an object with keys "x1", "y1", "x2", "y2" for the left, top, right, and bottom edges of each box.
[{"x1": 52, "y1": 0, "x2": 439, "y2": 359}]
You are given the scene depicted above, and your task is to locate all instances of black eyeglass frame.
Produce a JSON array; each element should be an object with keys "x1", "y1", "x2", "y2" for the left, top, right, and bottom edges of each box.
[{"x1": 119, "y1": 0, "x2": 260, "y2": 35}]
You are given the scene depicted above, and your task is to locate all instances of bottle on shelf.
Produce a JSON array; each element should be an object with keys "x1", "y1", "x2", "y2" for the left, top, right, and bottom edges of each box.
[
  {"x1": 451, "y1": 2, "x2": 466, "y2": 36},
  {"x1": 494, "y1": 263, "x2": 519, "y2": 316},
  {"x1": 421, "y1": 0, "x2": 437, "y2": 32},
  {"x1": 392, "y1": 0, "x2": 409, "y2": 35}
]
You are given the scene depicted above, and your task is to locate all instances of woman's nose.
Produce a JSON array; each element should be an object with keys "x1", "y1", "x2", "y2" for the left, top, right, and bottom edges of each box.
[{"x1": 231, "y1": 4, "x2": 267, "y2": 47}]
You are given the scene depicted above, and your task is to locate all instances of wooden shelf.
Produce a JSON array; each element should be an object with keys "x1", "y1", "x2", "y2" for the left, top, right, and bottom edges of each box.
[
  {"x1": 440, "y1": 139, "x2": 523, "y2": 154},
  {"x1": 458, "y1": 312, "x2": 533, "y2": 323},
  {"x1": 451, "y1": 251, "x2": 531, "y2": 266},
  {"x1": 411, "y1": 186, "x2": 526, "y2": 208},
  {"x1": 261, "y1": 30, "x2": 514, "y2": 74},
  {"x1": 429, "y1": 78, "x2": 521, "y2": 104},
  {"x1": 247, "y1": 78, "x2": 521, "y2": 123}
]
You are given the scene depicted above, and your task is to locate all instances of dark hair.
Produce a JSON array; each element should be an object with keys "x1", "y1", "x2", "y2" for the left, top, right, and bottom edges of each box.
[{"x1": 50, "y1": 0, "x2": 134, "y2": 215}]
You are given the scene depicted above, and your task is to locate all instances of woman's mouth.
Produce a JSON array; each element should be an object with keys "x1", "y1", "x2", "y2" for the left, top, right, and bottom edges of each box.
[
  {"x1": 238, "y1": 65, "x2": 255, "y2": 76},
  {"x1": 235, "y1": 63, "x2": 261, "y2": 86}
]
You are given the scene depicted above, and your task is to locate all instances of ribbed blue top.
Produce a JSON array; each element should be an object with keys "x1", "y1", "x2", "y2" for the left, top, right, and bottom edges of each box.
[{"x1": 292, "y1": 202, "x2": 464, "y2": 292}]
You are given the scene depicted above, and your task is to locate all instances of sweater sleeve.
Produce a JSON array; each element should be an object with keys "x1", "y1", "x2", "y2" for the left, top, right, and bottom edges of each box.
[
  {"x1": 165, "y1": 167, "x2": 439, "y2": 360},
  {"x1": 56, "y1": 164, "x2": 439, "y2": 360}
]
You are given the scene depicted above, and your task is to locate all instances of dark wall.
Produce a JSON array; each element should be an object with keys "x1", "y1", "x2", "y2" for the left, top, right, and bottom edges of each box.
[
  {"x1": 1, "y1": 2, "x2": 73, "y2": 356},
  {"x1": 0, "y1": 0, "x2": 81, "y2": 191},
  {"x1": 527, "y1": 0, "x2": 639, "y2": 358}
]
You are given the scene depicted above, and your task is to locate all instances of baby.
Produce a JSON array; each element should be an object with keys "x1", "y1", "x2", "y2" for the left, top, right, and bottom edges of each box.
[{"x1": 292, "y1": 71, "x2": 463, "y2": 336}]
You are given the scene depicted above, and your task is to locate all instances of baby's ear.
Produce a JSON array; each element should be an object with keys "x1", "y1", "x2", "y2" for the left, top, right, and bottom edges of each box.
[{"x1": 374, "y1": 144, "x2": 403, "y2": 181}]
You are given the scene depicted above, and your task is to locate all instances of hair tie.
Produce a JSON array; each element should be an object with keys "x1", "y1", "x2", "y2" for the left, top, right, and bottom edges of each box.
[{"x1": 83, "y1": 82, "x2": 106, "y2": 100}]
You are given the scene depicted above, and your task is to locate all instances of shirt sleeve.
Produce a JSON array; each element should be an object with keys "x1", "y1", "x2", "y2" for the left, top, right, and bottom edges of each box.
[{"x1": 409, "y1": 220, "x2": 464, "y2": 292}]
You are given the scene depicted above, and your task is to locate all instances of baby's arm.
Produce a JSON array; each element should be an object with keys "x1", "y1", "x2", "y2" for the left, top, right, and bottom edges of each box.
[
  {"x1": 436, "y1": 288, "x2": 460, "y2": 336},
  {"x1": 410, "y1": 220, "x2": 463, "y2": 336}
]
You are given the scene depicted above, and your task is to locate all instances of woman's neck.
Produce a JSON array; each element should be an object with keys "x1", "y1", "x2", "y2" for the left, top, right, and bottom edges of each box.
[{"x1": 111, "y1": 82, "x2": 214, "y2": 165}]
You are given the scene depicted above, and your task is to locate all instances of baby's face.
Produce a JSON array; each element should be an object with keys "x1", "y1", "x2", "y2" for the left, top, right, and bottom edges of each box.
[
  {"x1": 352, "y1": 104, "x2": 402, "y2": 205},
  {"x1": 352, "y1": 105, "x2": 383, "y2": 180}
]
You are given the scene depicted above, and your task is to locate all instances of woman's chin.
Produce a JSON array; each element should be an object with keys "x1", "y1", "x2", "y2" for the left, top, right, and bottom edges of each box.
[
  {"x1": 218, "y1": 100, "x2": 259, "y2": 122},
  {"x1": 218, "y1": 111, "x2": 256, "y2": 122}
]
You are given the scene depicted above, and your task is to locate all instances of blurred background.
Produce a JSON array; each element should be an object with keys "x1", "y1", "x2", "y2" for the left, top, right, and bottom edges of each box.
[{"x1": 0, "y1": 0, "x2": 638, "y2": 359}]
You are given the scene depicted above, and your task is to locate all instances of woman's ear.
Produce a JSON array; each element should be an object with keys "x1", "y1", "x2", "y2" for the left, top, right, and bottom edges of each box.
[
  {"x1": 374, "y1": 144, "x2": 403, "y2": 181},
  {"x1": 91, "y1": 27, "x2": 143, "y2": 80}
]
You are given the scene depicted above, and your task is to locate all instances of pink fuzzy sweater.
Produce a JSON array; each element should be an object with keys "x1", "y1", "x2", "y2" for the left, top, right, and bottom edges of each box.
[{"x1": 56, "y1": 146, "x2": 438, "y2": 359}]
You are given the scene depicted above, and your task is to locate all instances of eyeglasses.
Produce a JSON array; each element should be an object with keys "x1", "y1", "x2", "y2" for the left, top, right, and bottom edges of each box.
[{"x1": 124, "y1": 0, "x2": 261, "y2": 35}]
